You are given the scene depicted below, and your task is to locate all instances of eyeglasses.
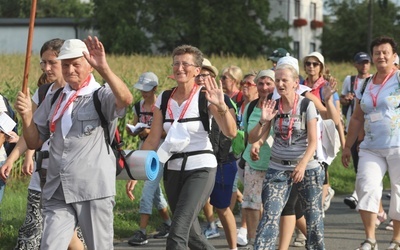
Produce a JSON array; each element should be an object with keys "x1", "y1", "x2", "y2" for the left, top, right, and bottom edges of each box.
[
  {"x1": 240, "y1": 81, "x2": 256, "y2": 87},
  {"x1": 171, "y1": 62, "x2": 198, "y2": 68},
  {"x1": 40, "y1": 60, "x2": 58, "y2": 67},
  {"x1": 220, "y1": 75, "x2": 230, "y2": 80},
  {"x1": 305, "y1": 61, "x2": 320, "y2": 67},
  {"x1": 195, "y1": 73, "x2": 211, "y2": 79}
]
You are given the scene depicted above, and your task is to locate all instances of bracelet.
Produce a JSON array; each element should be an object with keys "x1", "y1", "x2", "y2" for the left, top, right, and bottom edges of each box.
[{"x1": 218, "y1": 108, "x2": 227, "y2": 116}]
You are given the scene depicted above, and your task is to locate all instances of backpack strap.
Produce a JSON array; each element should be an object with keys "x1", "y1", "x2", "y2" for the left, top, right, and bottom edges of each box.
[
  {"x1": 360, "y1": 76, "x2": 372, "y2": 99},
  {"x1": 93, "y1": 87, "x2": 110, "y2": 146},
  {"x1": 246, "y1": 98, "x2": 259, "y2": 125},
  {"x1": 160, "y1": 87, "x2": 209, "y2": 132},
  {"x1": 51, "y1": 88, "x2": 64, "y2": 106},
  {"x1": 38, "y1": 83, "x2": 52, "y2": 107},
  {"x1": 350, "y1": 75, "x2": 356, "y2": 93},
  {"x1": 134, "y1": 101, "x2": 141, "y2": 117}
]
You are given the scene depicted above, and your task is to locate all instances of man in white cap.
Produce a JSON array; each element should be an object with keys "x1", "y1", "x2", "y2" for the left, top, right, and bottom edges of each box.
[{"x1": 15, "y1": 36, "x2": 133, "y2": 249}]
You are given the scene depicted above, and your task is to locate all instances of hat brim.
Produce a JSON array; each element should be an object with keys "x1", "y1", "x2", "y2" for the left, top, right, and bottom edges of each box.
[
  {"x1": 202, "y1": 65, "x2": 218, "y2": 77},
  {"x1": 268, "y1": 56, "x2": 280, "y2": 62},
  {"x1": 134, "y1": 83, "x2": 155, "y2": 92},
  {"x1": 57, "y1": 51, "x2": 85, "y2": 60}
]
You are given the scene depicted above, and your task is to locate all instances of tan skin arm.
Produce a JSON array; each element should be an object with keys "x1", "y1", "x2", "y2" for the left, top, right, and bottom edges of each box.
[{"x1": 341, "y1": 98, "x2": 365, "y2": 168}]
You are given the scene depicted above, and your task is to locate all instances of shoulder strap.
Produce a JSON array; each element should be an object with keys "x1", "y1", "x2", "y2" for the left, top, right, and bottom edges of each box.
[
  {"x1": 134, "y1": 101, "x2": 141, "y2": 116},
  {"x1": 198, "y1": 87, "x2": 209, "y2": 132},
  {"x1": 246, "y1": 98, "x2": 259, "y2": 125},
  {"x1": 300, "y1": 97, "x2": 311, "y2": 114},
  {"x1": 38, "y1": 83, "x2": 52, "y2": 106},
  {"x1": 93, "y1": 86, "x2": 111, "y2": 147},
  {"x1": 360, "y1": 76, "x2": 372, "y2": 97},
  {"x1": 350, "y1": 75, "x2": 356, "y2": 93},
  {"x1": 51, "y1": 88, "x2": 64, "y2": 106},
  {"x1": 160, "y1": 89, "x2": 174, "y2": 124}
]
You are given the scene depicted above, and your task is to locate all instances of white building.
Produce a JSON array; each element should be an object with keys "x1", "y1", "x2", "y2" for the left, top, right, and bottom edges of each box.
[{"x1": 269, "y1": 0, "x2": 324, "y2": 60}]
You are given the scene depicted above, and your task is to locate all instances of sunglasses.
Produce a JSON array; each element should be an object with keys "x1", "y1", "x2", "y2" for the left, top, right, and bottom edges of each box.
[
  {"x1": 220, "y1": 75, "x2": 230, "y2": 80},
  {"x1": 240, "y1": 81, "x2": 256, "y2": 87},
  {"x1": 305, "y1": 61, "x2": 320, "y2": 67}
]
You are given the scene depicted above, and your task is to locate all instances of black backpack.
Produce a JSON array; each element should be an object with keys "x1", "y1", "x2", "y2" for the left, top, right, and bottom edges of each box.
[{"x1": 1, "y1": 95, "x2": 18, "y2": 156}]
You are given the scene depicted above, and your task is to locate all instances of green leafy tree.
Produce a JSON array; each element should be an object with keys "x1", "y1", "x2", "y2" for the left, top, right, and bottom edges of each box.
[
  {"x1": 90, "y1": 0, "x2": 290, "y2": 56},
  {"x1": 0, "y1": 0, "x2": 92, "y2": 18},
  {"x1": 322, "y1": 0, "x2": 400, "y2": 61}
]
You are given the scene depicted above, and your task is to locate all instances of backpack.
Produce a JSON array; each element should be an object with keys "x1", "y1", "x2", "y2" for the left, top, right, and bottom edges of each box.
[
  {"x1": 160, "y1": 87, "x2": 210, "y2": 132},
  {"x1": 49, "y1": 86, "x2": 132, "y2": 179},
  {"x1": 134, "y1": 101, "x2": 154, "y2": 119},
  {"x1": 1, "y1": 95, "x2": 18, "y2": 156},
  {"x1": 93, "y1": 87, "x2": 133, "y2": 179},
  {"x1": 341, "y1": 75, "x2": 356, "y2": 117}
]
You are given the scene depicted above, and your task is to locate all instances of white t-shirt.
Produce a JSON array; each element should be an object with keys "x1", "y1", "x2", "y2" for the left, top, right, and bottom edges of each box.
[
  {"x1": 0, "y1": 96, "x2": 9, "y2": 162},
  {"x1": 155, "y1": 88, "x2": 217, "y2": 171}
]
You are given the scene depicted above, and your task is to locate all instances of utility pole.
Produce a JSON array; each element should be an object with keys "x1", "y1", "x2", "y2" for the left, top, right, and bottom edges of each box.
[{"x1": 367, "y1": 0, "x2": 373, "y2": 51}]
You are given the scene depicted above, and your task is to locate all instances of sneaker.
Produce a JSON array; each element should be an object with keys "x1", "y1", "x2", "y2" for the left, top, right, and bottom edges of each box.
[
  {"x1": 344, "y1": 196, "x2": 358, "y2": 209},
  {"x1": 386, "y1": 220, "x2": 394, "y2": 231},
  {"x1": 128, "y1": 230, "x2": 148, "y2": 246},
  {"x1": 387, "y1": 240, "x2": 400, "y2": 250},
  {"x1": 204, "y1": 225, "x2": 220, "y2": 239},
  {"x1": 324, "y1": 187, "x2": 335, "y2": 211},
  {"x1": 292, "y1": 228, "x2": 306, "y2": 247},
  {"x1": 215, "y1": 219, "x2": 223, "y2": 228},
  {"x1": 237, "y1": 227, "x2": 248, "y2": 246},
  {"x1": 153, "y1": 223, "x2": 170, "y2": 238},
  {"x1": 375, "y1": 211, "x2": 387, "y2": 228},
  {"x1": 355, "y1": 239, "x2": 378, "y2": 250},
  {"x1": 386, "y1": 193, "x2": 391, "y2": 199}
]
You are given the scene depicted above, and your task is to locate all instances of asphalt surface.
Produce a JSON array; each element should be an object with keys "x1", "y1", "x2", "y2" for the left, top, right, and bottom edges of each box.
[{"x1": 114, "y1": 193, "x2": 394, "y2": 249}]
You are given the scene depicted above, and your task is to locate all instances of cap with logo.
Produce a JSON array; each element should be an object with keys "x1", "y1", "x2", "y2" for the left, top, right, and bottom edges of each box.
[{"x1": 268, "y1": 48, "x2": 290, "y2": 62}]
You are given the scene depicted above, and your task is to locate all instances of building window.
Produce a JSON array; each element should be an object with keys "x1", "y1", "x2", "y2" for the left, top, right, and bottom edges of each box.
[
  {"x1": 310, "y1": 43, "x2": 316, "y2": 53},
  {"x1": 293, "y1": 41, "x2": 300, "y2": 59},
  {"x1": 294, "y1": 0, "x2": 300, "y2": 18},
  {"x1": 310, "y1": 2, "x2": 316, "y2": 20}
]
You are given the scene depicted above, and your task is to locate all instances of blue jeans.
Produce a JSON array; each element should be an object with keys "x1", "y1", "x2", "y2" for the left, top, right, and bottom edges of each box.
[
  {"x1": 254, "y1": 166, "x2": 325, "y2": 250},
  {"x1": 139, "y1": 163, "x2": 168, "y2": 214},
  {"x1": 0, "y1": 161, "x2": 6, "y2": 204}
]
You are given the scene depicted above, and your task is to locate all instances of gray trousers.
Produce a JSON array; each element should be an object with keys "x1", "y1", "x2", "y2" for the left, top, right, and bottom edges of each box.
[
  {"x1": 164, "y1": 167, "x2": 216, "y2": 250},
  {"x1": 41, "y1": 184, "x2": 114, "y2": 250}
]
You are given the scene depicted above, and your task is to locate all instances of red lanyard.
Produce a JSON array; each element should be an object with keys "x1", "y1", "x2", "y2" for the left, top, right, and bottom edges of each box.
[
  {"x1": 278, "y1": 94, "x2": 299, "y2": 141},
  {"x1": 50, "y1": 75, "x2": 91, "y2": 133},
  {"x1": 140, "y1": 102, "x2": 155, "y2": 125},
  {"x1": 369, "y1": 69, "x2": 395, "y2": 108},
  {"x1": 167, "y1": 84, "x2": 199, "y2": 121}
]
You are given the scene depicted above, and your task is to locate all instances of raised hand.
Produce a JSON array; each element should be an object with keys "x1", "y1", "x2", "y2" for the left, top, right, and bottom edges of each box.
[
  {"x1": 83, "y1": 36, "x2": 108, "y2": 71},
  {"x1": 203, "y1": 75, "x2": 225, "y2": 109},
  {"x1": 259, "y1": 98, "x2": 278, "y2": 123}
]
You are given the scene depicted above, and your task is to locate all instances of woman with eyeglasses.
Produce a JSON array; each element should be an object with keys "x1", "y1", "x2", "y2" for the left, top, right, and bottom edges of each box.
[
  {"x1": 140, "y1": 46, "x2": 237, "y2": 249},
  {"x1": 303, "y1": 52, "x2": 343, "y2": 215}
]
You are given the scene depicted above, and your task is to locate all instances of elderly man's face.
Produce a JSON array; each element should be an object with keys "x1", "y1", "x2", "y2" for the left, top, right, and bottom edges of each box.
[{"x1": 61, "y1": 57, "x2": 93, "y2": 90}]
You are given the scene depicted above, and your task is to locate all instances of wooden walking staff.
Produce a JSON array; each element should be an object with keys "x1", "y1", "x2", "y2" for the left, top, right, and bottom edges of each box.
[{"x1": 22, "y1": 0, "x2": 38, "y2": 95}]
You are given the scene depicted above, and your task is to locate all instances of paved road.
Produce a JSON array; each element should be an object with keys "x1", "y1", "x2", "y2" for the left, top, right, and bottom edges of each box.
[{"x1": 114, "y1": 194, "x2": 393, "y2": 249}]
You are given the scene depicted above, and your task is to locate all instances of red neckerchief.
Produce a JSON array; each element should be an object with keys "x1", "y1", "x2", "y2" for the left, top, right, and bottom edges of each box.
[
  {"x1": 50, "y1": 75, "x2": 91, "y2": 133},
  {"x1": 306, "y1": 76, "x2": 325, "y2": 100},
  {"x1": 167, "y1": 84, "x2": 199, "y2": 121},
  {"x1": 278, "y1": 94, "x2": 299, "y2": 141}
]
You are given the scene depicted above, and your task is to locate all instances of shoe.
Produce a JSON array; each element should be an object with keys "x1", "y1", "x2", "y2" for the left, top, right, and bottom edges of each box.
[
  {"x1": 237, "y1": 227, "x2": 248, "y2": 246},
  {"x1": 128, "y1": 230, "x2": 148, "y2": 246},
  {"x1": 386, "y1": 220, "x2": 394, "y2": 231},
  {"x1": 324, "y1": 187, "x2": 335, "y2": 211},
  {"x1": 355, "y1": 239, "x2": 378, "y2": 250},
  {"x1": 387, "y1": 193, "x2": 391, "y2": 199},
  {"x1": 292, "y1": 228, "x2": 306, "y2": 247},
  {"x1": 376, "y1": 211, "x2": 387, "y2": 228},
  {"x1": 387, "y1": 240, "x2": 400, "y2": 250},
  {"x1": 153, "y1": 223, "x2": 170, "y2": 238},
  {"x1": 204, "y1": 225, "x2": 220, "y2": 239},
  {"x1": 215, "y1": 219, "x2": 223, "y2": 228},
  {"x1": 344, "y1": 196, "x2": 358, "y2": 209}
]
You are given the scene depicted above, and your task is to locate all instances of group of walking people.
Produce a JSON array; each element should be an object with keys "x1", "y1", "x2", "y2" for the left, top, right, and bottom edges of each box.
[{"x1": 0, "y1": 34, "x2": 399, "y2": 250}]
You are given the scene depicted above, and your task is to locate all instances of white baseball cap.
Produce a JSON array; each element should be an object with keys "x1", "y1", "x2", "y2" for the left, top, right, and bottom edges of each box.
[{"x1": 57, "y1": 39, "x2": 89, "y2": 60}]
